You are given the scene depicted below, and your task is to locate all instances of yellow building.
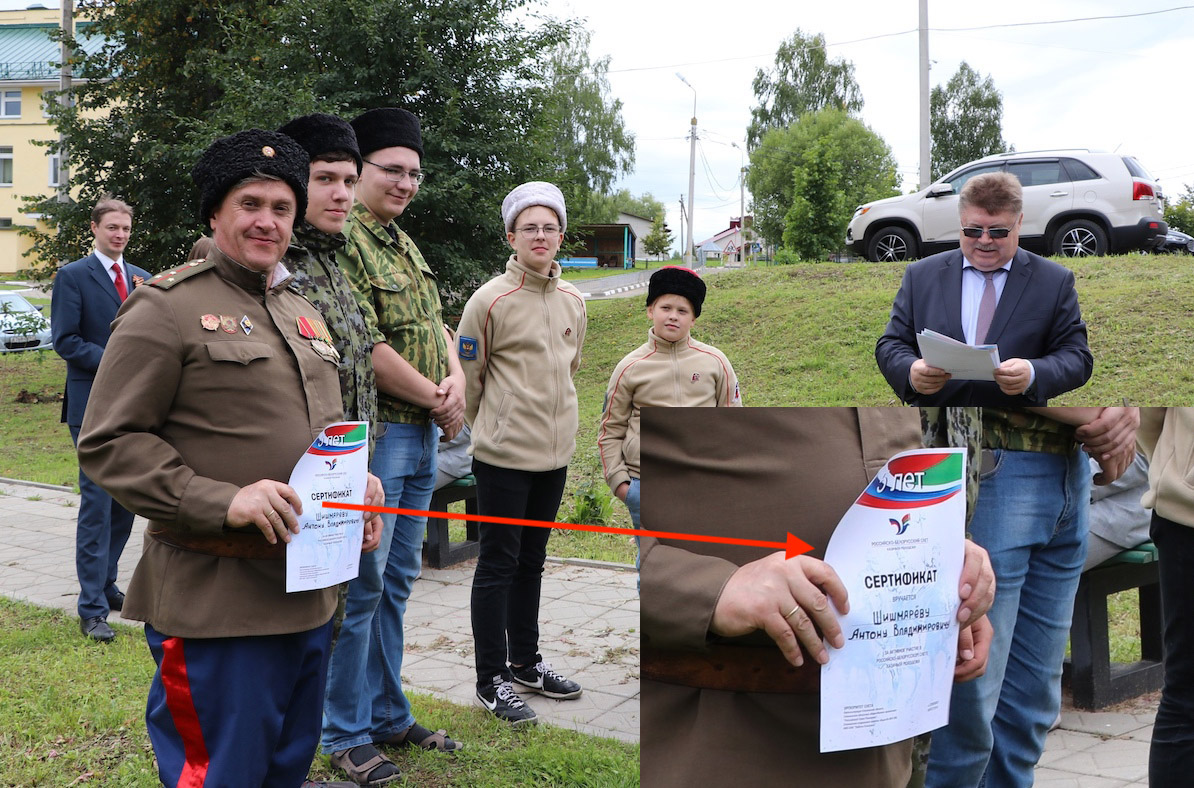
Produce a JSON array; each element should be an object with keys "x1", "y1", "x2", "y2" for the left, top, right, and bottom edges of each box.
[{"x1": 0, "y1": 5, "x2": 104, "y2": 275}]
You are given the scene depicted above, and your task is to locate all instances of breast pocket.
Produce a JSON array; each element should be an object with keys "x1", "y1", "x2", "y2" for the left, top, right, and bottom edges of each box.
[{"x1": 205, "y1": 341, "x2": 274, "y2": 365}]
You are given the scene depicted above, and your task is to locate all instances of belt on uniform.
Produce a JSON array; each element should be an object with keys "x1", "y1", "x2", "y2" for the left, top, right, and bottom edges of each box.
[
  {"x1": 642, "y1": 644, "x2": 820, "y2": 694},
  {"x1": 148, "y1": 526, "x2": 285, "y2": 560}
]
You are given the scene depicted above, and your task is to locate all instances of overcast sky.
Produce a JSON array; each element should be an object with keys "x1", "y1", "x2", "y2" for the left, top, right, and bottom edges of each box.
[
  {"x1": 542, "y1": 0, "x2": 1194, "y2": 248},
  {"x1": 10, "y1": 1, "x2": 1193, "y2": 249}
]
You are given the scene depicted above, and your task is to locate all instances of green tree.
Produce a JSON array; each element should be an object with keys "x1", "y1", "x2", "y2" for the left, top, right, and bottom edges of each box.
[
  {"x1": 1163, "y1": 184, "x2": 1194, "y2": 234},
  {"x1": 536, "y1": 29, "x2": 635, "y2": 229},
  {"x1": 930, "y1": 62, "x2": 1009, "y2": 180},
  {"x1": 747, "y1": 108, "x2": 898, "y2": 248},
  {"x1": 643, "y1": 214, "x2": 673, "y2": 260},
  {"x1": 782, "y1": 138, "x2": 847, "y2": 260},
  {"x1": 25, "y1": 0, "x2": 632, "y2": 308},
  {"x1": 747, "y1": 29, "x2": 863, "y2": 150}
]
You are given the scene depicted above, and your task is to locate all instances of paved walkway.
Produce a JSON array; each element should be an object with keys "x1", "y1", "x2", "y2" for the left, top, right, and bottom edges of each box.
[
  {"x1": 0, "y1": 477, "x2": 1164, "y2": 776},
  {"x1": 569, "y1": 262, "x2": 740, "y2": 299},
  {"x1": 0, "y1": 478, "x2": 639, "y2": 743}
]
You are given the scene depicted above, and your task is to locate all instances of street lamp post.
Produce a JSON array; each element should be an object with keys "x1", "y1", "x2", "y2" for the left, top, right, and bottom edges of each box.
[
  {"x1": 676, "y1": 73, "x2": 697, "y2": 268},
  {"x1": 731, "y1": 141, "x2": 748, "y2": 265}
]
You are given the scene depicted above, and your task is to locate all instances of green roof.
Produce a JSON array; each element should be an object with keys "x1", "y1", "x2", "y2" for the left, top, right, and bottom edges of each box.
[{"x1": 0, "y1": 21, "x2": 106, "y2": 82}]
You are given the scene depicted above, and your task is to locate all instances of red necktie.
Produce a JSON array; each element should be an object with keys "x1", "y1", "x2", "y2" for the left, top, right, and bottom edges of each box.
[{"x1": 112, "y1": 263, "x2": 128, "y2": 302}]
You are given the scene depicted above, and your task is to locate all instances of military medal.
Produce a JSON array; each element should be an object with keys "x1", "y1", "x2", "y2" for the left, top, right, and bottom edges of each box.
[
  {"x1": 240, "y1": 315, "x2": 254, "y2": 335},
  {"x1": 219, "y1": 315, "x2": 238, "y2": 334},
  {"x1": 311, "y1": 339, "x2": 341, "y2": 362},
  {"x1": 297, "y1": 316, "x2": 318, "y2": 339},
  {"x1": 200, "y1": 314, "x2": 219, "y2": 331}
]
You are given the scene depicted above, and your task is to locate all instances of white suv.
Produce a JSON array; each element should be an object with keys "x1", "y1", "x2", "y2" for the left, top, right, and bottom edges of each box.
[{"x1": 845, "y1": 149, "x2": 1167, "y2": 261}]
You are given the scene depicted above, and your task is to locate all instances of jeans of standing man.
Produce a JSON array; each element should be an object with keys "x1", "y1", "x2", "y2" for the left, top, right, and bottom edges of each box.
[
  {"x1": 70, "y1": 424, "x2": 134, "y2": 620},
  {"x1": 1149, "y1": 512, "x2": 1194, "y2": 786},
  {"x1": 321, "y1": 422, "x2": 437, "y2": 753},
  {"x1": 925, "y1": 448, "x2": 1089, "y2": 788},
  {"x1": 470, "y1": 458, "x2": 567, "y2": 689}
]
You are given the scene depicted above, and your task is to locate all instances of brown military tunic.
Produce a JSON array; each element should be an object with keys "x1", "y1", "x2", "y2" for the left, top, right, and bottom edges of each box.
[
  {"x1": 640, "y1": 407, "x2": 923, "y2": 787},
  {"x1": 78, "y1": 247, "x2": 343, "y2": 638}
]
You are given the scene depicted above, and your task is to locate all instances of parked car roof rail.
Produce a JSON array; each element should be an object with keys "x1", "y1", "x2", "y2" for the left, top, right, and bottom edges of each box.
[{"x1": 990, "y1": 148, "x2": 1092, "y2": 158}]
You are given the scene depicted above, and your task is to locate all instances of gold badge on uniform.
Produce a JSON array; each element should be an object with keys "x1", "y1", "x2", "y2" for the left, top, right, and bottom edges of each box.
[
  {"x1": 200, "y1": 314, "x2": 219, "y2": 331},
  {"x1": 240, "y1": 315, "x2": 254, "y2": 335},
  {"x1": 219, "y1": 315, "x2": 238, "y2": 334}
]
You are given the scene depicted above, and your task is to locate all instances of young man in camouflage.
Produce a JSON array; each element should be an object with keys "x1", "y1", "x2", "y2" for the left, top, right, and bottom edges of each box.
[
  {"x1": 320, "y1": 107, "x2": 465, "y2": 786},
  {"x1": 276, "y1": 113, "x2": 378, "y2": 449}
]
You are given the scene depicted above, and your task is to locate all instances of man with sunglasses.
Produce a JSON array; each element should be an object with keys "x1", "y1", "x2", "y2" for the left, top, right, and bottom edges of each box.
[{"x1": 875, "y1": 171, "x2": 1092, "y2": 407}]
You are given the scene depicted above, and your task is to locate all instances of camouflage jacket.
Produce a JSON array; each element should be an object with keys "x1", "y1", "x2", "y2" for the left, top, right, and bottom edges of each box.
[
  {"x1": 336, "y1": 203, "x2": 449, "y2": 425},
  {"x1": 285, "y1": 222, "x2": 379, "y2": 453},
  {"x1": 921, "y1": 407, "x2": 981, "y2": 528}
]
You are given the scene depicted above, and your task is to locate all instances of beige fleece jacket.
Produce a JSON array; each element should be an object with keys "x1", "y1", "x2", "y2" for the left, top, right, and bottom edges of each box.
[
  {"x1": 457, "y1": 255, "x2": 586, "y2": 472},
  {"x1": 1138, "y1": 407, "x2": 1194, "y2": 527},
  {"x1": 598, "y1": 328, "x2": 741, "y2": 492}
]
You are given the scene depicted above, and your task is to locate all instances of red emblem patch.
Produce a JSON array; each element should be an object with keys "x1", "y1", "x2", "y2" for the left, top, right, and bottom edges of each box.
[{"x1": 200, "y1": 314, "x2": 219, "y2": 331}]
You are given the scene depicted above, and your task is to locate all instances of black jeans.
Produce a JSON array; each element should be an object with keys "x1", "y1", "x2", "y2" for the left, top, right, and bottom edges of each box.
[
  {"x1": 470, "y1": 459, "x2": 567, "y2": 689},
  {"x1": 1150, "y1": 512, "x2": 1194, "y2": 787}
]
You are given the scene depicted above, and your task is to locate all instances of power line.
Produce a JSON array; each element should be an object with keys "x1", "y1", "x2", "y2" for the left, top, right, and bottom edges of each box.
[{"x1": 932, "y1": 5, "x2": 1194, "y2": 32}]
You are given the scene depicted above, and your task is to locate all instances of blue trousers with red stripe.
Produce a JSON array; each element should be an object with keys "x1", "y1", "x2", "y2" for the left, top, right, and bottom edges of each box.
[{"x1": 144, "y1": 620, "x2": 333, "y2": 788}]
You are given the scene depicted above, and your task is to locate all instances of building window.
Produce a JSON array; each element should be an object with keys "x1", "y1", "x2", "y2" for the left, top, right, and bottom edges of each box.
[
  {"x1": 48, "y1": 153, "x2": 60, "y2": 187},
  {"x1": 1, "y1": 90, "x2": 20, "y2": 118},
  {"x1": 0, "y1": 148, "x2": 12, "y2": 187},
  {"x1": 0, "y1": 218, "x2": 12, "y2": 229}
]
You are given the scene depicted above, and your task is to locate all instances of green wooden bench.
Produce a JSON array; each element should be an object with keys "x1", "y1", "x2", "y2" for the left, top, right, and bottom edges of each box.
[
  {"x1": 424, "y1": 475, "x2": 479, "y2": 568},
  {"x1": 1067, "y1": 540, "x2": 1163, "y2": 709}
]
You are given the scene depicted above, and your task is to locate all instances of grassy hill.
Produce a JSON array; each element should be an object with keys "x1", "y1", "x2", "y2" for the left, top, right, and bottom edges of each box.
[{"x1": 4, "y1": 254, "x2": 1192, "y2": 564}]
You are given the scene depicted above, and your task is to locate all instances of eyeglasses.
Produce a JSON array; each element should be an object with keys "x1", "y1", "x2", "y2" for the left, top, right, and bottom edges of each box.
[
  {"x1": 961, "y1": 226, "x2": 1012, "y2": 239},
  {"x1": 364, "y1": 160, "x2": 425, "y2": 185},
  {"x1": 515, "y1": 224, "x2": 561, "y2": 238}
]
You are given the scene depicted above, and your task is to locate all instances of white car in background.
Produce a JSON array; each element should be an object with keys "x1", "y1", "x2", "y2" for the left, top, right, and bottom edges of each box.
[
  {"x1": 0, "y1": 291, "x2": 52, "y2": 352},
  {"x1": 846, "y1": 149, "x2": 1167, "y2": 262}
]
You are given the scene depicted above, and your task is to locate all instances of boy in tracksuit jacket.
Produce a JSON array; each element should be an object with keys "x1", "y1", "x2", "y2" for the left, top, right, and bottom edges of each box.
[
  {"x1": 456, "y1": 181, "x2": 587, "y2": 727},
  {"x1": 598, "y1": 266, "x2": 742, "y2": 534}
]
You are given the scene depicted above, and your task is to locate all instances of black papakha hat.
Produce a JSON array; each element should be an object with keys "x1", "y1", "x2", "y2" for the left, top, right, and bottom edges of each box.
[
  {"x1": 646, "y1": 266, "x2": 707, "y2": 317},
  {"x1": 278, "y1": 113, "x2": 363, "y2": 175},
  {"x1": 192, "y1": 129, "x2": 309, "y2": 224},
  {"x1": 350, "y1": 107, "x2": 424, "y2": 159}
]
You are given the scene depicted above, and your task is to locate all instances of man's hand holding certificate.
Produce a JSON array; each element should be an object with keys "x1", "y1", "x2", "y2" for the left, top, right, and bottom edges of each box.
[
  {"x1": 286, "y1": 422, "x2": 374, "y2": 593},
  {"x1": 916, "y1": 328, "x2": 1001, "y2": 381}
]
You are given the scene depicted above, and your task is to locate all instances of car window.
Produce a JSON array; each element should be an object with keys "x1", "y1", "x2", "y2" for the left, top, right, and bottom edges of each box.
[
  {"x1": 1061, "y1": 158, "x2": 1101, "y2": 182},
  {"x1": 1007, "y1": 161, "x2": 1065, "y2": 188},
  {"x1": 1122, "y1": 156, "x2": 1156, "y2": 181},
  {"x1": 945, "y1": 163, "x2": 1004, "y2": 194},
  {"x1": 0, "y1": 294, "x2": 35, "y2": 313}
]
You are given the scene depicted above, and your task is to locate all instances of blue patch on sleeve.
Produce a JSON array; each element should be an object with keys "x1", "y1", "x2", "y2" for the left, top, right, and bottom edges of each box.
[{"x1": 458, "y1": 336, "x2": 478, "y2": 361}]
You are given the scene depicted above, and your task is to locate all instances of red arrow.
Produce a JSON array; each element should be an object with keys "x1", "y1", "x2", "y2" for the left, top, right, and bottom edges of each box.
[{"x1": 323, "y1": 502, "x2": 814, "y2": 560}]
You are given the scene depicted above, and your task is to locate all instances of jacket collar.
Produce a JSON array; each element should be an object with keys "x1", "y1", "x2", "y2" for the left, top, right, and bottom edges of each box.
[
  {"x1": 209, "y1": 245, "x2": 293, "y2": 295},
  {"x1": 505, "y1": 254, "x2": 561, "y2": 292},
  {"x1": 647, "y1": 327, "x2": 691, "y2": 352}
]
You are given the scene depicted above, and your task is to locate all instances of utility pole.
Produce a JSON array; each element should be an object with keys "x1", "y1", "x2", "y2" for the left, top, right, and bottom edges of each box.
[
  {"x1": 918, "y1": 0, "x2": 931, "y2": 189},
  {"x1": 678, "y1": 196, "x2": 688, "y2": 261},
  {"x1": 58, "y1": 0, "x2": 73, "y2": 202},
  {"x1": 677, "y1": 73, "x2": 697, "y2": 268}
]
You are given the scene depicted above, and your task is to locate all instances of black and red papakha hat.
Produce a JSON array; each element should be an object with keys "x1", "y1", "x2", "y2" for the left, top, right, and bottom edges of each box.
[
  {"x1": 647, "y1": 265, "x2": 707, "y2": 317},
  {"x1": 191, "y1": 128, "x2": 309, "y2": 225},
  {"x1": 278, "y1": 112, "x2": 363, "y2": 175}
]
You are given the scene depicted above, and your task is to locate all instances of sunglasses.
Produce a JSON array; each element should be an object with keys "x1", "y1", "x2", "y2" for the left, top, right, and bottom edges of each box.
[{"x1": 961, "y1": 226, "x2": 1012, "y2": 239}]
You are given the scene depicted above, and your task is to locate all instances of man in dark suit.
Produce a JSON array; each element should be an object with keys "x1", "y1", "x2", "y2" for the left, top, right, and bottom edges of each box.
[
  {"x1": 875, "y1": 172, "x2": 1092, "y2": 406},
  {"x1": 51, "y1": 197, "x2": 149, "y2": 642}
]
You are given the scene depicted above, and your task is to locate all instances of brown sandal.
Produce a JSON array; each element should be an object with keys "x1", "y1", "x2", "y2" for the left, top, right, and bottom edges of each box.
[
  {"x1": 377, "y1": 721, "x2": 464, "y2": 752},
  {"x1": 329, "y1": 744, "x2": 400, "y2": 785}
]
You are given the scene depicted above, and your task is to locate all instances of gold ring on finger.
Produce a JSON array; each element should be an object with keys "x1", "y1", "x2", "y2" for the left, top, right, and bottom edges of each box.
[{"x1": 784, "y1": 604, "x2": 801, "y2": 622}]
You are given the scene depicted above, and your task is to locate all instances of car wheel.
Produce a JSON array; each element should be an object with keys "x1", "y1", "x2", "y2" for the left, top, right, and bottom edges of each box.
[
  {"x1": 1053, "y1": 219, "x2": 1107, "y2": 257},
  {"x1": 867, "y1": 227, "x2": 917, "y2": 262}
]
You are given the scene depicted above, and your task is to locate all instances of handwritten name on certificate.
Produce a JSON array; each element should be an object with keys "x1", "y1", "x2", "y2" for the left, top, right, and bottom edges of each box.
[
  {"x1": 286, "y1": 422, "x2": 368, "y2": 593},
  {"x1": 820, "y1": 448, "x2": 965, "y2": 753}
]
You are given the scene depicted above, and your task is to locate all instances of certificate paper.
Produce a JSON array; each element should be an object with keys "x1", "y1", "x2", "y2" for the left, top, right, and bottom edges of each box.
[
  {"x1": 285, "y1": 422, "x2": 368, "y2": 593},
  {"x1": 819, "y1": 448, "x2": 966, "y2": 752}
]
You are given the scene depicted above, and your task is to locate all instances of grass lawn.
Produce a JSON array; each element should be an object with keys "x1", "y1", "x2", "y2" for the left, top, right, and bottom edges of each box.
[{"x1": 0, "y1": 599, "x2": 638, "y2": 787}]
